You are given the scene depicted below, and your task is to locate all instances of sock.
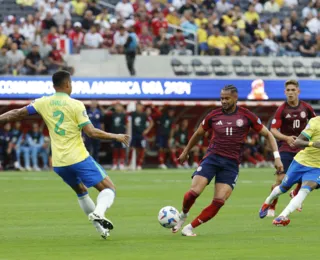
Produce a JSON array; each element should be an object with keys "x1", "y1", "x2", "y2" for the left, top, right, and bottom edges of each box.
[
  {"x1": 279, "y1": 188, "x2": 310, "y2": 217},
  {"x1": 293, "y1": 183, "x2": 302, "y2": 196},
  {"x1": 159, "y1": 151, "x2": 165, "y2": 164},
  {"x1": 94, "y1": 188, "x2": 115, "y2": 216},
  {"x1": 247, "y1": 156, "x2": 257, "y2": 165},
  {"x1": 191, "y1": 199, "x2": 225, "y2": 228},
  {"x1": 265, "y1": 186, "x2": 283, "y2": 205},
  {"x1": 137, "y1": 148, "x2": 145, "y2": 166},
  {"x1": 119, "y1": 149, "x2": 126, "y2": 165},
  {"x1": 128, "y1": 149, "x2": 133, "y2": 165},
  {"x1": 112, "y1": 148, "x2": 119, "y2": 166},
  {"x1": 269, "y1": 185, "x2": 278, "y2": 210},
  {"x1": 193, "y1": 154, "x2": 199, "y2": 164},
  {"x1": 171, "y1": 151, "x2": 179, "y2": 166},
  {"x1": 78, "y1": 193, "x2": 104, "y2": 232},
  {"x1": 182, "y1": 190, "x2": 199, "y2": 214},
  {"x1": 255, "y1": 153, "x2": 265, "y2": 162}
]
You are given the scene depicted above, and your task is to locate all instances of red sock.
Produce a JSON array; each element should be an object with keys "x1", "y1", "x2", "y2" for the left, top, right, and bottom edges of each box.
[
  {"x1": 191, "y1": 199, "x2": 225, "y2": 228},
  {"x1": 119, "y1": 149, "x2": 126, "y2": 165},
  {"x1": 270, "y1": 185, "x2": 278, "y2": 210},
  {"x1": 182, "y1": 190, "x2": 199, "y2": 214},
  {"x1": 255, "y1": 153, "x2": 265, "y2": 162},
  {"x1": 128, "y1": 149, "x2": 133, "y2": 166},
  {"x1": 159, "y1": 151, "x2": 165, "y2": 164},
  {"x1": 112, "y1": 148, "x2": 119, "y2": 165},
  {"x1": 171, "y1": 151, "x2": 179, "y2": 166},
  {"x1": 137, "y1": 148, "x2": 145, "y2": 166},
  {"x1": 293, "y1": 183, "x2": 302, "y2": 196},
  {"x1": 247, "y1": 156, "x2": 257, "y2": 165},
  {"x1": 193, "y1": 154, "x2": 199, "y2": 164}
]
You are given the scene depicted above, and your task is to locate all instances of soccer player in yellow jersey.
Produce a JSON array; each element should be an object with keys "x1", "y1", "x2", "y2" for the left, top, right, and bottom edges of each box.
[
  {"x1": 0, "y1": 71, "x2": 130, "y2": 239},
  {"x1": 259, "y1": 116, "x2": 320, "y2": 226}
]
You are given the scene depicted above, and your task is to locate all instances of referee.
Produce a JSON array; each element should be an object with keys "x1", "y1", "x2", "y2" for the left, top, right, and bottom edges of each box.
[{"x1": 124, "y1": 27, "x2": 138, "y2": 76}]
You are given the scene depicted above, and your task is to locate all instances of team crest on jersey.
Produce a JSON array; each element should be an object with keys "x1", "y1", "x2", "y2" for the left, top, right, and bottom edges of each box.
[
  {"x1": 272, "y1": 119, "x2": 276, "y2": 124},
  {"x1": 257, "y1": 118, "x2": 262, "y2": 124},
  {"x1": 197, "y1": 166, "x2": 202, "y2": 172},
  {"x1": 305, "y1": 124, "x2": 310, "y2": 130},
  {"x1": 82, "y1": 110, "x2": 88, "y2": 117},
  {"x1": 236, "y1": 119, "x2": 244, "y2": 127},
  {"x1": 300, "y1": 111, "x2": 306, "y2": 118}
]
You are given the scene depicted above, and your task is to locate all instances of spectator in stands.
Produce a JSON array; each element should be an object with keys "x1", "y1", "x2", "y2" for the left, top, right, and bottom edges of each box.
[
  {"x1": 225, "y1": 28, "x2": 240, "y2": 56},
  {"x1": 46, "y1": 0, "x2": 59, "y2": 16},
  {"x1": 172, "y1": 0, "x2": 184, "y2": 10},
  {"x1": 179, "y1": 0, "x2": 197, "y2": 15},
  {"x1": 306, "y1": 12, "x2": 320, "y2": 34},
  {"x1": 72, "y1": 0, "x2": 87, "y2": 16},
  {"x1": 207, "y1": 27, "x2": 226, "y2": 55},
  {"x1": 113, "y1": 25, "x2": 128, "y2": 53},
  {"x1": 0, "y1": 27, "x2": 8, "y2": 49},
  {"x1": 124, "y1": 26, "x2": 138, "y2": 76},
  {"x1": 0, "y1": 46, "x2": 8, "y2": 74},
  {"x1": 198, "y1": 23, "x2": 208, "y2": 55},
  {"x1": 20, "y1": 15, "x2": 36, "y2": 42},
  {"x1": 154, "y1": 27, "x2": 170, "y2": 55},
  {"x1": 116, "y1": 0, "x2": 134, "y2": 20},
  {"x1": 284, "y1": 0, "x2": 298, "y2": 9},
  {"x1": 151, "y1": 11, "x2": 168, "y2": 37},
  {"x1": 38, "y1": 35, "x2": 52, "y2": 58},
  {"x1": 195, "y1": 11, "x2": 208, "y2": 27},
  {"x1": 101, "y1": 28, "x2": 115, "y2": 52},
  {"x1": 96, "y1": 7, "x2": 111, "y2": 23},
  {"x1": 46, "y1": 26, "x2": 58, "y2": 44},
  {"x1": 0, "y1": 123, "x2": 13, "y2": 170},
  {"x1": 216, "y1": 0, "x2": 233, "y2": 15},
  {"x1": 201, "y1": 0, "x2": 216, "y2": 11},
  {"x1": 278, "y1": 28, "x2": 296, "y2": 54},
  {"x1": 180, "y1": 12, "x2": 198, "y2": 38},
  {"x1": 84, "y1": 25, "x2": 103, "y2": 49},
  {"x1": 252, "y1": 0, "x2": 263, "y2": 13},
  {"x1": 302, "y1": 1, "x2": 317, "y2": 19},
  {"x1": 25, "y1": 44, "x2": 47, "y2": 75},
  {"x1": 316, "y1": 33, "x2": 320, "y2": 56},
  {"x1": 87, "y1": 0, "x2": 101, "y2": 16},
  {"x1": 2, "y1": 15, "x2": 15, "y2": 35},
  {"x1": 28, "y1": 123, "x2": 49, "y2": 171},
  {"x1": 47, "y1": 41, "x2": 74, "y2": 74},
  {"x1": 298, "y1": 31, "x2": 316, "y2": 57},
  {"x1": 269, "y1": 17, "x2": 281, "y2": 37},
  {"x1": 42, "y1": 12, "x2": 57, "y2": 30},
  {"x1": 169, "y1": 29, "x2": 190, "y2": 54},
  {"x1": 68, "y1": 22, "x2": 84, "y2": 53},
  {"x1": 245, "y1": 4, "x2": 260, "y2": 24},
  {"x1": 264, "y1": 0, "x2": 280, "y2": 13},
  {"x1": 264, "y1": 32, "x2": 281, "y2": 56},
  {"x1": 239, "y1": 28, "x2": 254, "y2": 55},
  {"x1": 166, "y1": 7, "x2": 180, "y2": 26},
  {"x1": 54, "y1": 3, "x2": 71, "y2": 26},
  {"x1": 139, "y1": 26, "x2": 153, "y2": 53},
  {"x1": 82, "y1": 10, "x2": 95, "y2": 31},
  {"x1": 6, "y1": 43, "x2": 25, "y2": 75},
  {"x1": 9, "y1": 25, "x2": 26, "y2": 49}
]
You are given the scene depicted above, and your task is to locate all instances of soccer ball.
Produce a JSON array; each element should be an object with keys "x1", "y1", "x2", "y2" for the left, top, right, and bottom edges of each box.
[{"x1": 158, "y1": 206, "x2": 180, "y2": 228}]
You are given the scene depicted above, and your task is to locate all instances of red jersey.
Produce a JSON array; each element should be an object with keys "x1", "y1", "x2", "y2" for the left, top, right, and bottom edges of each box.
[
  {"x1": 151, "y1": 18, "x2": 168, "y2": 36},
  {"x1": 49, "y1": 49, "x2": 63, "y2": 62},
  {"x1": 139, "y1": 34, "x2": 153, "y2": 48},
  {"x1": 169, "y1": 35, "x2": 186, "y2": 48},
  {"x1": 68, "y1": 30, "x2": 84, "y2": 47},
  {"x1": 271, "y1": 101, "x2": 316, "y2": 153},
  {"x1": 202, "y1": 107, "x2": 263, "y2": 164}
]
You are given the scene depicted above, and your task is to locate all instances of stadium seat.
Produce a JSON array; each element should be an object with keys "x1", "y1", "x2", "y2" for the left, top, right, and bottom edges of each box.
[
  {"x1": 312, "y1": 61, "x2": 320, "y2": 78},
  {"x1": 232, "y1": 59, "x2": 251, "y2": 76},
  {"x1": 292, "y1": 61, "x2": 312, "y2": 77},
  {"x1": 251, "y1": 60, "x2": 271, "y2": 77},
  {"x1": 272, "y1": 60, "x2": 292, "y2": 77},
  {"x1": 211, "y1": 59, "x2": 231, "y2": 76},
  {"x1": 191, "y1": 59, "x2": 212, "y2": 76},
  {"x1": 171, "y1": 58, "x2": 192, "y2": 76}
]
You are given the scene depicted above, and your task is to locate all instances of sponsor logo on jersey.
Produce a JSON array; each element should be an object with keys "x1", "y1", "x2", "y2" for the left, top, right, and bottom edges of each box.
[
  {"x1": 216, "y1": 120, "x2": 223, "y2": 125},
  {"x1": 236, "y1": 119, "x2": 244, "y2": 127},
  {"x1": 301, "y1": 111, "x2": 306, "y2": 118},
  {"x1": 285, "y1": 114, "x2": 291, "y2": 118},
  {"x1": 227, "y1": 122, "x2": 232, "y2": 125},
  {"x1": 257, "y1": 118, "x2": 262, "y2": 125},
  {"x1": 197, "y1": 166, "x2": 202, "y2": 172}
]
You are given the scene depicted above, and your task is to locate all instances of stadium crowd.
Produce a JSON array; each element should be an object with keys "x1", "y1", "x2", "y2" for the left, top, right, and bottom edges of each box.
[
  {"x1": 0, "y1": 102, "x2": 272, "y2": 171},
  {"x1": 0, "y1": 0, "x2": 319, "y2": 75}
]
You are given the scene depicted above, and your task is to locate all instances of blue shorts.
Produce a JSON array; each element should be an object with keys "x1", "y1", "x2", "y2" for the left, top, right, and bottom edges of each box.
[
  {"x1": 281, "y1": 160, "x2": 320, "y2": 188},
  {"x1": 280, "y1": 152, "x2": 296, "y2": 173},
  {"x1": 130, "y1": 135, "x2": 146, "y2": 148},
  {"x1": 192, "y1": 154, "x2": 239, "y2": 189},
  {"x1": 112, "y1": 140, "x2": 126, "y2": 149},
  {"x1": 53, "y1": 156, "x2": 107, "y2": 188},
  {"x1": 158, "y1": 135, "x2": 169, "y2": 148}
]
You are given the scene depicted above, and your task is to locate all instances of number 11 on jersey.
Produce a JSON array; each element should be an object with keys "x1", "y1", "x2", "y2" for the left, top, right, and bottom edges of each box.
[{"x1": 226, "y1": 127, "x2": 233, "y2": 136}]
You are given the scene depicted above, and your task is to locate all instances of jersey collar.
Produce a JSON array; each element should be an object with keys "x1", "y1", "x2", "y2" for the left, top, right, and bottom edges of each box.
[
  {"x1": 54, "y1": 92, "x2": 69, "y2": 96},
  {"x1": 286, "y1": 100, "x2": 300, "y2": 109},
  {"x1": 222, "y1": 106, "x2": 238, "y2": 116}
]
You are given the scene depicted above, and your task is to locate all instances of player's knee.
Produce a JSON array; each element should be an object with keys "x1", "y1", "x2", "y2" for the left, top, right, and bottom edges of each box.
[
  {"x1": 279, "y1": 184, "x2": 290, "y2": 193},
  {"x1": 212, "y1": 198, "x2": 225, "y2": 208}
]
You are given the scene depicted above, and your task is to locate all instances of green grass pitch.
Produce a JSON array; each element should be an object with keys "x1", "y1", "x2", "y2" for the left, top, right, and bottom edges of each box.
[{"x1": 0, "y1": 168, "x2": 319, "y2": 260}]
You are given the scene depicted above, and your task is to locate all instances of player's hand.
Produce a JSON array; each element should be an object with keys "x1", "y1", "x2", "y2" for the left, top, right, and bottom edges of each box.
[
  {"x1": 286, "y1": 136, "x2": 297, "y2": 147},
  {"x1": 178, "y1": 151, "x2": 189, "y2": 164},
  {"x1": 142, "y1": 130, "x2": 148, "y2": 136},
  {"x1": 274, "y1": 158, "x2": 284, "y2": 174},
  {"x1": 312, "y1": 142, "x2": 320, "y2": 148},
  {"x1": 116, "y1": 134, "x2": 130, "y2": 147}
]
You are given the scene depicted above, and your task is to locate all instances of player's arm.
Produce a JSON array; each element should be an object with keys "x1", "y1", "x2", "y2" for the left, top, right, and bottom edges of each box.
[
  {"x1": 294, "y1": 119, "x2": 320, "y2": 148},
  {"x1": 83, "y1": 123, "x2": 130, "y2": 146},
  {"x1": 178, "y1": 124, "x2": 206, "y2": 163},
  {"x1": 143, "y1": 117, "x2": 154, "y2": 136},
  {"x1": 259, "y1": 126, "x2": 283, "y2": 173},
  {"x1": 0, "y1": 107, "x2": 29, "y2": 124}
]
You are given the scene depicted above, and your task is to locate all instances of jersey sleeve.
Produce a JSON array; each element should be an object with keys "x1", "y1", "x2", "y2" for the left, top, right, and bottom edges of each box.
[
  {"x1": 305, "y1": 103, "x2": 316, "y2": 119},
  {"x1": 271, "y1": 106, "x2": 283, "y2": 129},
  {"x1": 27, "y1": 98, "x2": 44, "y2": 115},
  {"x1": 75, "y1": 102, "x2": 91, "y2": 128},
  {"x1": 301, "y1": 118, "x2": 316, "y2": 140},
  {"x1": 246, "y1": 110, "x2": 264, "y2": 133},
  {"x1": 201, "y1": 113, "x2": 213, "y2": 131}
]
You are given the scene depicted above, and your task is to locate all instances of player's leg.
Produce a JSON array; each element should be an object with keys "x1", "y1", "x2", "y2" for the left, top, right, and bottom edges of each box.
[
  {"x1": 31, "y1": 146, "x2": 40, "y2": 171},
  {"x1": 190, "y1": 145, "x2": 200, "y2": 168},
  {"x1": 170, "y1": 148, "x2": 180, "y2": 168},
  {"x1": 259, "y1": 160, "x2": 302, "y2": 219},
  {"x1": 182, "y1": 157, "x2": 237, "y2": 236},
  {"x1": 15, "y1": 146, "x2": 23, "y2": 170},
  {"x1": 111, "y1": 143, "x2": 119, "y2": 170},
  {"x1": 21, "y1": 147, "x2": 31, "y2": 171},
  {"x1": 119, "y1": 143, "x2": 126, "y2": 170},
  {"x1": 39, "y1": 147, "x2": 49, "y2": 170},
  {"x1": 92, "y1": 139, "x2": 101, "y2": 163},
  {"x1": 136, "y1": 136, "x2": 146, "y2": 170},
  {"x1": 173, "y1": 157, "x2": 216, "y2": 234}
]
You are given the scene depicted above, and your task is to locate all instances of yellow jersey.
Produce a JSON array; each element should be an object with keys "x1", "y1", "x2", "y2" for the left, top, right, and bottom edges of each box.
[
  {"x1": 295, "y1": 117, "x2": 320, "y2": 168},
  {"x1": 207, "y1": 35, "x2": 226, "y2": 49},
  {"x1": 32, "y1": 92, "x2": 90, "y2": 167}
]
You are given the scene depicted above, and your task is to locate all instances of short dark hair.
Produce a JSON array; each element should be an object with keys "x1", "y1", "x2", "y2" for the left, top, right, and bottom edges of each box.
[
  {"x1": 285, "y1": 79, "x2": 299, "y2": 88},
  {"x1": 52, "y1": 70, "x2": 70, "y2": 88},
  {"x1": 222, "y1": 84, "x2": 238, "y2": 94}
]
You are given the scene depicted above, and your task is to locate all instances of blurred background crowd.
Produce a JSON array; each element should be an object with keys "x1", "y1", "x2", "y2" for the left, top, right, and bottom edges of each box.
[{"x1": 0, "y1": 0, "x2": 319, "y2": 76}]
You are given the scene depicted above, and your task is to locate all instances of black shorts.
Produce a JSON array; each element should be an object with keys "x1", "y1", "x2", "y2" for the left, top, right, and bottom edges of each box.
[
  {"x1": 192, "y1": 154, "x2": 239, "y2": 189},
  {"x1": 279, "y1": 152, "x2": 296, "y2": 174},
  {"x1": 130, "y1": 135, "x2": 146, "y2": 148},
  {"x1": 112, "y1": 141, "x2": 126, "y2": 149}
]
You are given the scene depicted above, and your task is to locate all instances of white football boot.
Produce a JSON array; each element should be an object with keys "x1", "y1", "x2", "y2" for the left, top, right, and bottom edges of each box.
[
  {"x1": 88, "y1": 212, "x2": 114, "y2": 230},
  {"x1": 159, "y1": 164, "x2": 168, "y2": 170},
  {"x1": 172, "y1": 212, "x2": 188, "y2": 233},
  {"x1": 111, "y1": 164, "x2": 118, "y2": 170},
  {"x1": 181, "y1": 224, "x2": 197, "y2": 237}
]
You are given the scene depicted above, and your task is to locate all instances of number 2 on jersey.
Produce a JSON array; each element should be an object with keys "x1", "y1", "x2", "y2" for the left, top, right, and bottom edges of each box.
[
  {"x1": 53, "y1": 110, "x2": 66, "y2": 136},
  {"x1": 226, "y1": 127, "x2": 233, "y2": 136}
]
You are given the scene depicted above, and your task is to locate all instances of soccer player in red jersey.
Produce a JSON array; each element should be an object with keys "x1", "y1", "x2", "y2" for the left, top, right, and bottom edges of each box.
[
  {"x1": 172, "y1": 85, "x2": 283, "y2": 236},
  {"x1": 264, "y1": 80, "x2": 316, "y2": 217}
]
